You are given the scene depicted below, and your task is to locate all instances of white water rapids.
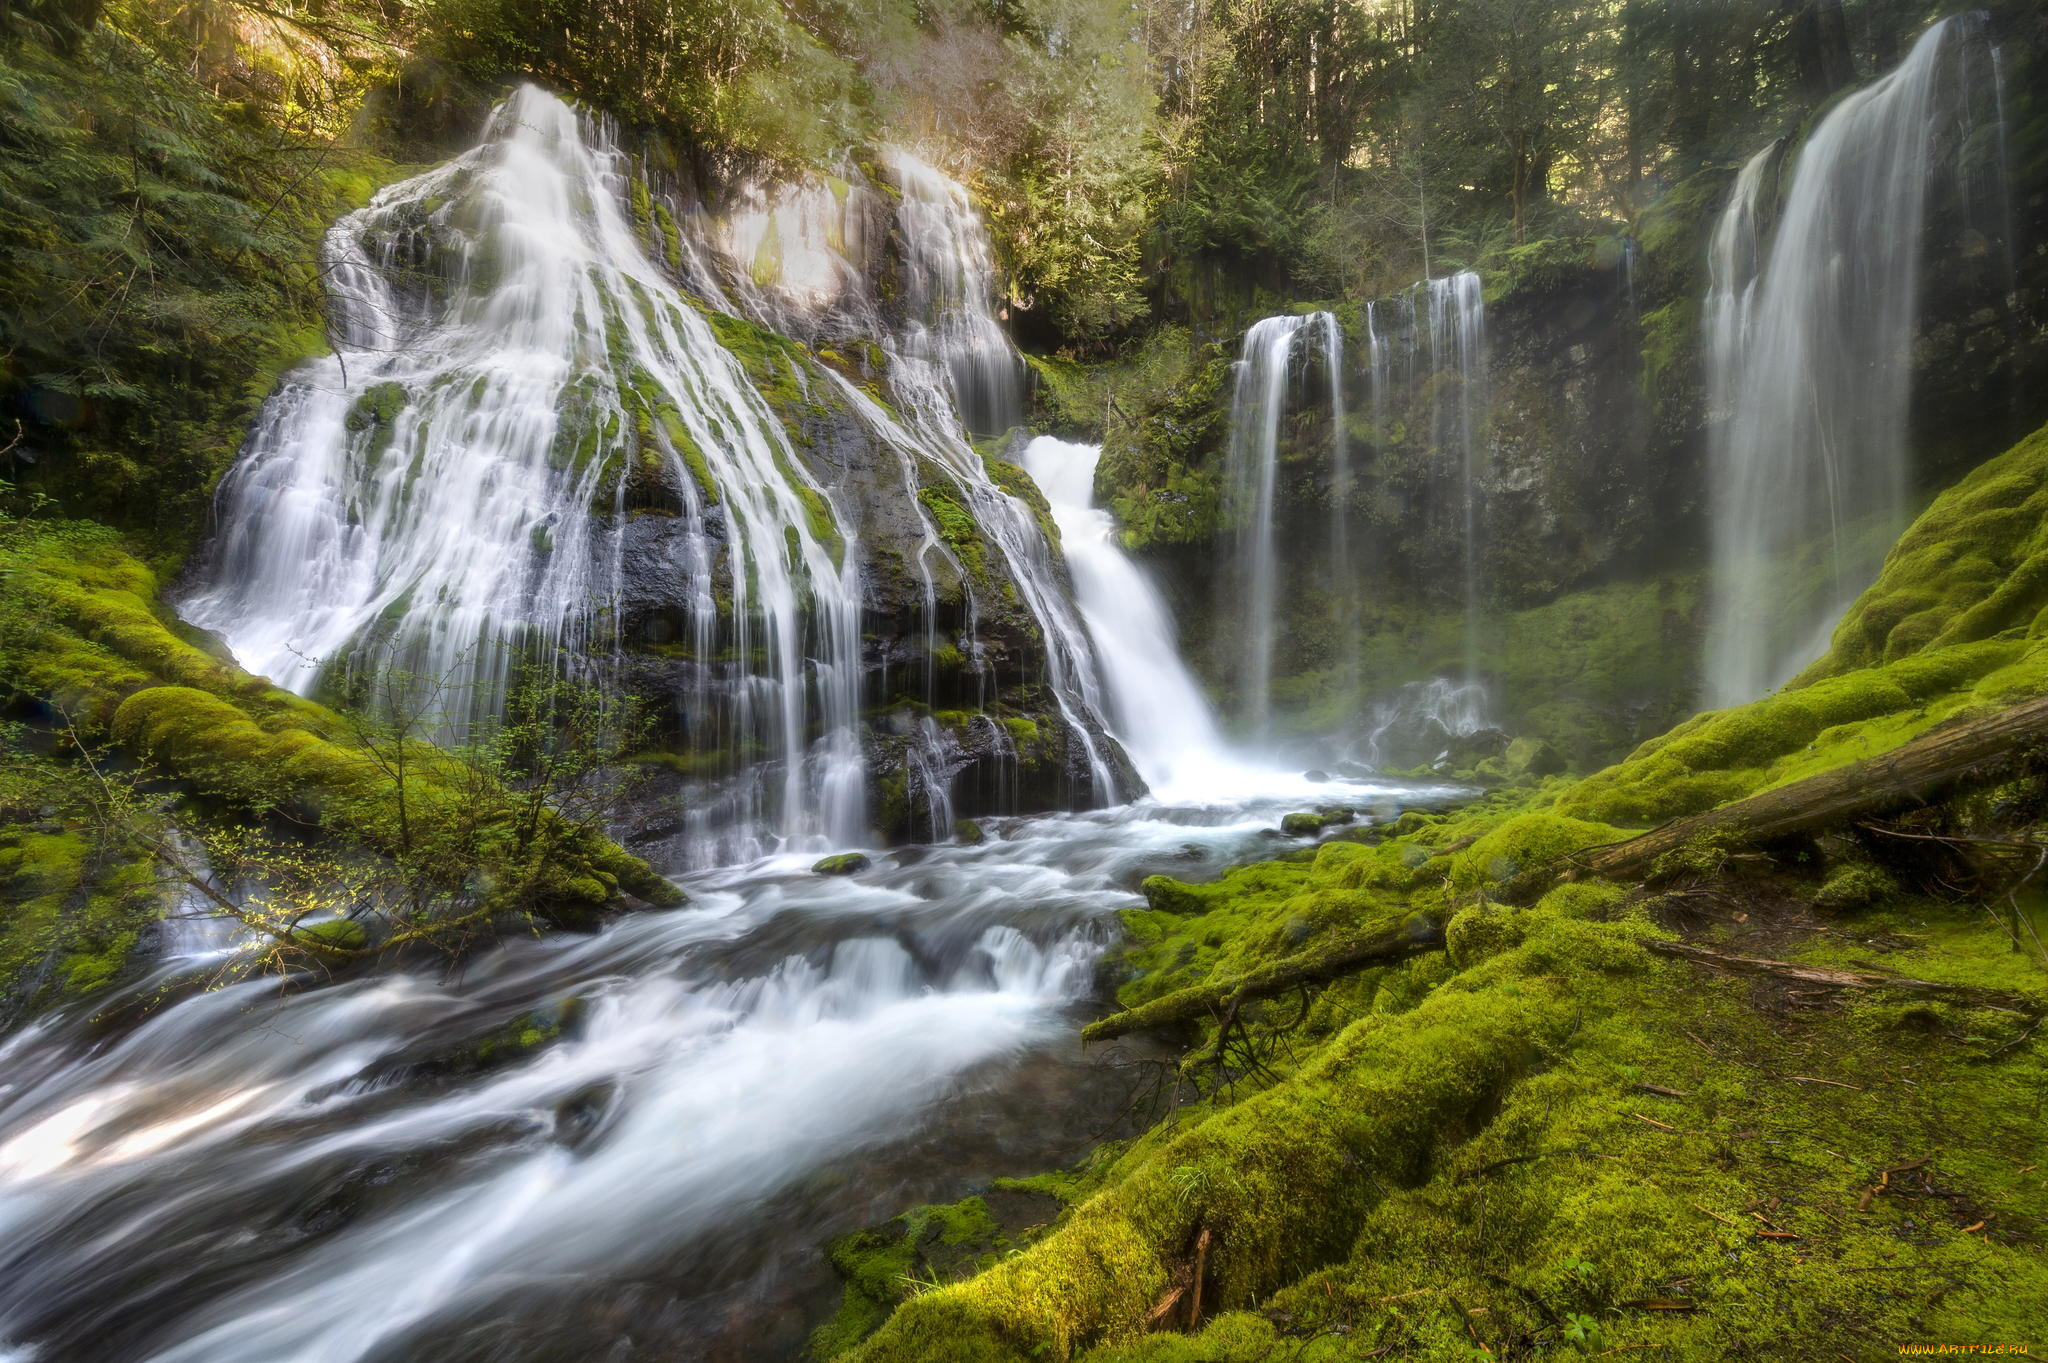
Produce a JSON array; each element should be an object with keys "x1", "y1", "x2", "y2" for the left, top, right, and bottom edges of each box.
[{"x1": 0, "y1": 786, "x2": 1454, "y2": 1362}]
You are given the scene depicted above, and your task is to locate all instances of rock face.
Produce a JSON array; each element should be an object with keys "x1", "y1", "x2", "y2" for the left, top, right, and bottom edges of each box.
[
  {"x1": 595, "y1": 141, "x2": 1139, "y2": 860},
  {"x1": 1090, "y1": 126, "x2": 2048, "y2": 769}
]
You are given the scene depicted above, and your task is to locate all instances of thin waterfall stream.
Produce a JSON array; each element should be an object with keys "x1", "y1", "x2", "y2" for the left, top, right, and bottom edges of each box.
[{"x1": 1701, "y1": 15, "x2": 2008, "y2": 705}]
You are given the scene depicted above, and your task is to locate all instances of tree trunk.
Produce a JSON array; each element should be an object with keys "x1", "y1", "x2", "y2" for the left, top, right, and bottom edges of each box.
[
  {"x1": 1082, "y1": 910, "x2": 1446, "y2": 1042},
  {"x1": 1580, "y1": 696, "x2": 2048, "y2": 883},
  {"x1": 1645, "y1": 941, "x2": 2038, "y2": 1014},
  {"x1": 1786, "y1": 0, "x2": 1855, "y2": 101}
]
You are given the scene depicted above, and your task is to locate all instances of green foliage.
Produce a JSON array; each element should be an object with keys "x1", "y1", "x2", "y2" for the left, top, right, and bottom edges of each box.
[
  {"x1": 0, "y1": 15, "x2": 388, "y2": 549},
  {"x1": 0, "y1": 515, "x2": 682, "y2": 987}
]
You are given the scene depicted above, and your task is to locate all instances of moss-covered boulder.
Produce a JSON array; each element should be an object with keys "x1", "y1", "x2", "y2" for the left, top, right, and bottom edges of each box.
[{"x1": 0, "y1": 520, "x2": 683, "y2": 962}]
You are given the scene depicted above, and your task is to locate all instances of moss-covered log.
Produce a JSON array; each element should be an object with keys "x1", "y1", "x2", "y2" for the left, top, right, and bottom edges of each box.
[
  {"x1": 1643, "y1": 941, "x2": 2040, "y2": 1013},
  {"x1": 1080, "y1": 907, "x2": 1447, "y2": 1043},
  {"x1": 850, "y1": 975, "x2": 1580, "y2": 1363},
  {"x1": 1580, "y1": 693, "x2": 2048, "y2": 882}
]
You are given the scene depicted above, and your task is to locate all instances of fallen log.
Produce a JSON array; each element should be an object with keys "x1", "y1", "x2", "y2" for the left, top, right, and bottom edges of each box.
[
  {"x1": 1081, "y1": 909, "x2": 1445, "y2": 1043},
  {"x1": 1580, "y1": 694, "x2": 2048, "y2": 882},
  {"x1": 1644, "y1": 940, "x2": 2039, "y2": 1014}
]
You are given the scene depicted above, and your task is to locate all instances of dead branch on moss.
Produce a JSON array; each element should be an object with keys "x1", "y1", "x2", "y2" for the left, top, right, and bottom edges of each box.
[
  {"x1": 1643, "y1": 940, "x2": 2039, "y2": 1014},
  {"x1": 1575, "y1": 695, "x2": 2048, "y2": 883},
  {"x1": 1081, "y1": 911, "x2": 1445, "y2": 1043},
  {"x1": 1857, "y1": 821, "x2": 2048, "y2": 969}
]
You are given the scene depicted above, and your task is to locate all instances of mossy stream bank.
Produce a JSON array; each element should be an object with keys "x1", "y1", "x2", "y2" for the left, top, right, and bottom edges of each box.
[{"x1": 812, "y1": 422, "x2": 2048, "y2": 1362}]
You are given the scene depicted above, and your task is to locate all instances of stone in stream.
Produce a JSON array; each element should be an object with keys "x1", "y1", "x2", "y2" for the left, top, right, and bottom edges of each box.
[{"x1": 812, "y1": 852, "x2": 873, "y2": 876}]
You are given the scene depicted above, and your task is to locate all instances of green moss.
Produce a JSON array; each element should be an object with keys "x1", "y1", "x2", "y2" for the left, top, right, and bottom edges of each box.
[
  {"x1": 697, "y1": 305, "x2": 811, "y2": 417},
  {"x1": 1812, "y1": 861, "x2": 1900, "y2": 913},
  {"x1": 656, "y1": 405, "x2": 722, "y2": 504},
  {"x1": 0, "y1": 813, "x2": 161, "y2": 1015},
  {"x1": 983, "y1": 455, "x2": 1062, "y2": 554},
  {"x1": 1445, "y1": 811, "x2": 1623, "y2": 890},
  {"x1": 291, "y1": 916, "x2": 369, "y2": 952},
  {"x1": 651, "y1": 199, "x2": 684, "y2": 271},
  {"x1": 813, "y1": 852, "x2": 873, "y2": 876},
  {"x1": 919, "y1": 485, "x2": 991, "y2": 585},
  {"x1": 345, "y1": 381, "x2": 409, "y2": 464},
  {"x1": 0, "y1": 519, "x2": 683, "y2": 929},
  {"x1": 1805, "y1": 421, "x2": 2048, "y2": 677},
  {"x1": 815, "y1": 1192, "x2": 1056, "y2": 1360},
  {"x1": 628, "y1": 175, "x2": 655, "y2": 250}
]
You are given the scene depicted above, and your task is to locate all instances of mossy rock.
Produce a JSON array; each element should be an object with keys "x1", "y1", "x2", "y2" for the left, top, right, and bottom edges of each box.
[
  {"x1": 1444, "y1": 903, "x2": 1525, "y2": 968},
  {"x1": 291, "y1": 916, "x2": 369, "y2": 953},
  {"x1": 813, "y1": 852, "x2": 873, "y2": 876}
]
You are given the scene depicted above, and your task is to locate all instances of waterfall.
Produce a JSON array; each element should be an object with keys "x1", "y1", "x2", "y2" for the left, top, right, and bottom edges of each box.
[
  {"x1": 181, "y1": 86, "x2": 866, "y2": 858},
  {"x1": 1422, "y1": 272, "x2": 1489, "y2": 686},
  {"x1": 1701, "y1": 17, "x2": 1997, "y2": 706},
  {"x1": 1359, "y1": 275, "x2": 1486, "y2": 671},
  {"x1": 884, "y1": 150, "x2": 1024, "y2": 437},
  {"x1": 1356, "y1": 677, "x2": 1494, "y2": 771},
  {"x1": 1225, "y1": 314, "x2": 1322, "y2": 738},
  {"x1": 1318, "y1": 312, "x2": 1360, "y2": 722},
  {"x1": 1019, "y1": 437, "x2": 1229, "y2": 794},
  {"x1": 677, "y1": 146, "x2": 1127, "y2": 809},
  {"x1": 1702, "y1": 143, "x2": 1779, "y2": 436}
]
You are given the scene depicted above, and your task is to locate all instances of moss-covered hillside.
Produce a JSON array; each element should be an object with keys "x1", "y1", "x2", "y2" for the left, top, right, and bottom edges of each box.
[
  {"x1": 0, "y1": 517, "x2": 679, "y2": 1021},
  {"x1": 816, "y1": 422, "x2": 2048, "y2": 1361}
]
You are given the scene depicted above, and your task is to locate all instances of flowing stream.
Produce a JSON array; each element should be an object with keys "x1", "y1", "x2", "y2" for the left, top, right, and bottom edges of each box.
[{"x1": 0, "y1": 785, "x2": 1455, "y2": 1363}]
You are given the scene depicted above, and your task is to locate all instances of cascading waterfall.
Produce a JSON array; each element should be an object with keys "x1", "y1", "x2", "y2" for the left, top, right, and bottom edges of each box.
[
  {"x1": 181, "y1": 86, "x2": 866, "y2": 859},
  {"x1": 1019, "y1": 437, "x2": 1231, "y2": 795},
  {"x1": 681, "y1": 145, "x2": 1127, "y2": 808},
  {"x1": 1225, "y1": 314, "x2": 1323, "y2": 738},
  {"x1": 1351, "y1": 274, "x2": 1489, "y2": 723},
  {"x1": 884, "y1": 150, "x2": 1024, "y2": 437},
  {"x1": 1702, "y1": 16, "x2": 2002, "y2": 706},
  {"x1": 1702, "y1": 143, "x2": 1779, "y2": 437},
  {"x1": 1317, "y1": 312, "x2": 1361, "y2": 722}
]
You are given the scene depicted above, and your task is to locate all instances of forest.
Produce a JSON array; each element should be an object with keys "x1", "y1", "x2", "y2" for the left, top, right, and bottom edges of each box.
[{"x1": 0, "y1": 0, "x2": 2044, "y2": 1356}]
